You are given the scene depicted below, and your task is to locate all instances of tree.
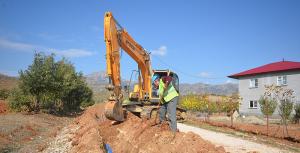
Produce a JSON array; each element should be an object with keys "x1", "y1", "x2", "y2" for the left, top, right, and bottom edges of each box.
[
  {"x1": 258, "y1": 94, "x2": 277, "y2": 135},
  {"x1": 223, "y1": 94, "x2": 240, "y2": 127},
  {"x1": 10, "y1": 52, "x2": 94, "y2": 113},
  {"x1": 264, "y1": 84, "x2": 294, "y2": 137},
  {"x1": 278, "y1": 98, "x2": 294, "y2": 137},
  {"x1": 293, "y1": 103, "x2": 300, "y2": 124}
]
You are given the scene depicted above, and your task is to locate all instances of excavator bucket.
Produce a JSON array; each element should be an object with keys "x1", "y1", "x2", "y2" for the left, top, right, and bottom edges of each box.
[{"x1": 104, "y1": 100, "x2": 125, "y2": 121}]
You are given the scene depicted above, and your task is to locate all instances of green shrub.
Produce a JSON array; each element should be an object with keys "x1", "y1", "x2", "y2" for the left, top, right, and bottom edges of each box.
[
  {"x1": 10, "y1": 52, "x2": 94, "y2": 114},
  {"x1": 8, "y1": 88, "x2": 34, "y2": 112},
  {"x1": 0, "y1": 89, "x2": 10, "y2": 100}
]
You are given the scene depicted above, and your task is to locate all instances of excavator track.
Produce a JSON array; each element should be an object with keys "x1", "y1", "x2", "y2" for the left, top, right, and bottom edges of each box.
[{"x1": 104, "y1": 100, "x2": 125, "y2": 121}]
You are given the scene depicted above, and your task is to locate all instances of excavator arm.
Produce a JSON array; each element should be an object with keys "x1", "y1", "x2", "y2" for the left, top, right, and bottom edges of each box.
[{"x1": 104, "y1": 12, "x2": 152, "y2": 121}]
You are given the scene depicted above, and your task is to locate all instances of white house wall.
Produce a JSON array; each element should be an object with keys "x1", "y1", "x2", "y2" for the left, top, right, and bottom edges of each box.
[{"x1": 238, "y1": 70, "x2": 300, "y2": 116}]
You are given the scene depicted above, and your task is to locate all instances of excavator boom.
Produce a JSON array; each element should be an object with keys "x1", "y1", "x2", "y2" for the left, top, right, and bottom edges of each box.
[{"x1": 104, "y1": 12, "x2": 152, "y2": 121}]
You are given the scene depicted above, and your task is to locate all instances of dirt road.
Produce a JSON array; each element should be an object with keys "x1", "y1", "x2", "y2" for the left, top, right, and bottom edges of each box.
[{"x1": 178, "y1": 123, "x2": 292, "y2": 153}]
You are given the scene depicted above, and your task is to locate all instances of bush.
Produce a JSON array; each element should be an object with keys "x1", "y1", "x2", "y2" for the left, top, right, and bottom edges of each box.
[
  {"x1": 180, "y1": 94, "x2": 239, "y2": 115},
  {"x1": 9, "y1": 52, "x2": 94, "y2": 114},
  {"x1": 180, "y1": 94, "x2": 208, "y2": 112},
  {"x1": 0, "y1": 89, "x2": 10, "y2": 100},
  {"x1": 8, "y1": 88, "x2": 34, "y2": 112}
]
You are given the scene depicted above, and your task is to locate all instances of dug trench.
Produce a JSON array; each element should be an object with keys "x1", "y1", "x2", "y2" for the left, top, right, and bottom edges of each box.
[{"x1": 66, "y1": 103, "x2": 226, "y2": 153}]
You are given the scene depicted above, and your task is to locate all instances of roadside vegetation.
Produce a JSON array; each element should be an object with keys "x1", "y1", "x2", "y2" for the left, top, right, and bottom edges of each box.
[
  {"x1": 0, "y1": 89, "x2": 10, "y2": 100},
  {"x1": 8, "y1": 52, "x2": 94, "y2": 114},
  {"x1": 180, "y1": 94, "x2": 240, "y2": 127}
]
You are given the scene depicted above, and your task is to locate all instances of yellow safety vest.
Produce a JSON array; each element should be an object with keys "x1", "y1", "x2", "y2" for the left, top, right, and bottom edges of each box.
[{"x1": 158, "y1": 79, "x2": 179, "y2": 104}]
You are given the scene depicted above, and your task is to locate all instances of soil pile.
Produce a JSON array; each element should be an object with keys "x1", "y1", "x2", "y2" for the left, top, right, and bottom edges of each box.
[
  {"x1": 0, "y1": 100, "x2": 8, "y2": 114},
  {"x1": 70, "y1": 103, "x2": 225, "y2": 153},
  {"x1": 70, "y1": 103, "x2": 107, "y2": 153},
  {"x1": 99, "y1": 113, "x2": 225, "y2": 153}
]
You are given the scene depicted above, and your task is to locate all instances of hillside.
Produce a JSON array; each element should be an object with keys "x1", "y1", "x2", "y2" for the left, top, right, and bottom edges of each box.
[
  {"x1": 0, "y1": 73, "x2": 18, "y2": 90},
  {"x1": 180, "y1": 82, "x2": 238, "y2": 96},
  {"x1": 85, "y1": 72, "x2": 238, "y2": 96},
  {"x1": 84, "y1": 71, "x2": 107, "y2": 92}
]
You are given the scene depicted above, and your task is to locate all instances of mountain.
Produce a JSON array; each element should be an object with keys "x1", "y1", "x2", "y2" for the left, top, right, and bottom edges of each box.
[
  {"x1": 0, "y1": 73, "x2": 18, "y2": 90},
  {"x1": 84, "y1": 71, "x2": 108, "y2": 93},
  {"x1": 84, "y1": 71, "x2": 132, "y2": 92},
  {"x1": 85, "y1": 72, "x2": 238, "y2": 96},
  {"x1": 179, "y1": 82, "x2": 238, "y2": 95}
]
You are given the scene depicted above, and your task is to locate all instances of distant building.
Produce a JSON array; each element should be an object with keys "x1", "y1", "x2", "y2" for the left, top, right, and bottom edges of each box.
[{"x1": 228, "y1": 60, "x2": 300, "y2": 116}]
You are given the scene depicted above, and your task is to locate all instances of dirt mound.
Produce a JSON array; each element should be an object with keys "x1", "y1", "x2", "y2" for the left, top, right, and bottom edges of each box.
[
  {"x1": 0, "y1": 100, "x2": 8, "y2": 114},
  {"x1": 69, "y1": 103, "x2": 225, "y2": 153},
  {"x1": 99, "y1": 113, "x2": 225, "y2": 153},
  {"x1": 69, "y1": 103, "x2": 107, "y2": 153}
]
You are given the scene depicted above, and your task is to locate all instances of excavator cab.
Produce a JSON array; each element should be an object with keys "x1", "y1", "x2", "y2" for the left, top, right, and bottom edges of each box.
[{"x1": 150, "y1": 70, "x2": 179, "y2": 101}]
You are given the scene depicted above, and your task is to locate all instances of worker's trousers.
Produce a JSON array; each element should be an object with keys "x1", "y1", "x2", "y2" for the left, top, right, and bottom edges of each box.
[{"x1": 159, "y1": 96, "x2": 179, "y2": 132}]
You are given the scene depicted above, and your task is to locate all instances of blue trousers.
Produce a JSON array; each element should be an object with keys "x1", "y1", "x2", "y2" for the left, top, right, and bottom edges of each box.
[{"x1": 159, "y1": 96, "x2": 179, "y2": 132}]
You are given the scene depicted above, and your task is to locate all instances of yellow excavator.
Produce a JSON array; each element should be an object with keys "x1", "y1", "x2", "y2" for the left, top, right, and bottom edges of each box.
[{"x1": 103, "y1": 12, "x2": 186, "y2": 121}]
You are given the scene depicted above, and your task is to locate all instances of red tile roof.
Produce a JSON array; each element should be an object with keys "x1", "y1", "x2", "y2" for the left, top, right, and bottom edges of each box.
[{"x1": 228, "y1": 61, "x2": 300, "y2": 79}]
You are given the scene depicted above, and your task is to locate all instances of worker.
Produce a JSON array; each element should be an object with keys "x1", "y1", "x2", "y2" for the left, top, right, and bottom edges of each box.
[
  {"x1": 152, "y1": 74, "x2": 160, "y2": 98},
  {"x1": 157, "y1": 75, "x2": 179, "y2": 133}
]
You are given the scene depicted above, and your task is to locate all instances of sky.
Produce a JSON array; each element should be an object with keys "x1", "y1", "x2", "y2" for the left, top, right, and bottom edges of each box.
[{"x1": 0, "y1": 0, "x2": 300, "y2": 84}]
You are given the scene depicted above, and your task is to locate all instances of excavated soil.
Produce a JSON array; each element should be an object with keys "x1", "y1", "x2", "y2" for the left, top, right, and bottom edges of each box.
[
  {"x1": 69, "y1": 103, "x2": 107, "y2": 153},
  {"x1": 69, "y1": 103, "x2": 225, "y2": 153},
  {"x1": 0, "y1": 100, "x2": 8, "y2": 114}
]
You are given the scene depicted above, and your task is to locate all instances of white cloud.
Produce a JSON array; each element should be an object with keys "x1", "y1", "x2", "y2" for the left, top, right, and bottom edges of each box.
[
  {"x1": 0, "y1": 38, "x2": 36, "y2": 52},
  {"x1": 0, "y1": 70, "x2": 19, "y2": 77},
  {"x1": 197, "y1": 72, "x2": 212, "y2": 78},
  {"x1": 225, "y1": 79, "x2": 237, "y2": 84},
  {"x1": 37, "y1": 33, "x2": 75, "y2": 43},
  {"x1": 50, "y1": 48, "x2": 95, "y2": 58},
  {"x1": 0, "y1": 38, "x2": 95, "y2": 58},
  {"x1": 151, "y1": 45, "x2": 167, "y2": 56},
  {"x1": 226, "y1": 79, "x2": 232, "y2": 83}
]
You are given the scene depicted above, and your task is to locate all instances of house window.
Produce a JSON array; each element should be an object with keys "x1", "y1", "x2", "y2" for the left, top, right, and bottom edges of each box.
[
  {"x1": 249, "y1": 100, "x2": 258, "y2": 109},
  {"x1": 277, "y1": 76, "x2": 287, "y2": 86},
  {"x1": 249, "y1": 78, "x2": 258, "y2": 88}
]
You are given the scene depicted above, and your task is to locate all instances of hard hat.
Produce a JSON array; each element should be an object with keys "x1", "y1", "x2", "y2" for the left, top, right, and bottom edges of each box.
[{"x1": 152, "y1": 74, "x2": 160, "y2": 82}]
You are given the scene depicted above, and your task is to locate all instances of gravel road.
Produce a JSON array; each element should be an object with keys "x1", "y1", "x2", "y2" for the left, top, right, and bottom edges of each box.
[{"x1": 178, "y1": 123, "x2": 293, "y2": 153}]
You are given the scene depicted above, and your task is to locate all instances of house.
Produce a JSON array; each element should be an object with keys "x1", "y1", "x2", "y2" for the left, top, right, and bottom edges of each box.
[{"x1": 228, "y1": 60, "x2": 300, "y2": 116}]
